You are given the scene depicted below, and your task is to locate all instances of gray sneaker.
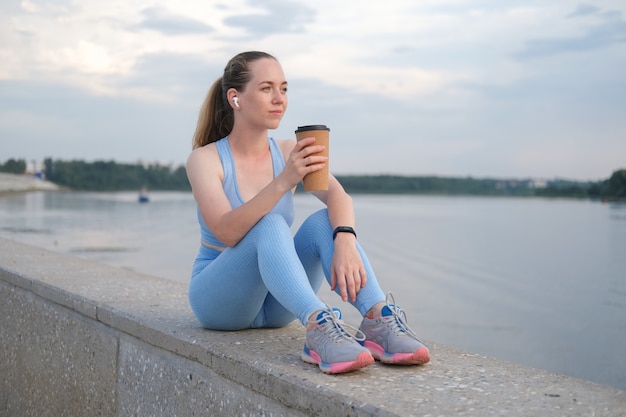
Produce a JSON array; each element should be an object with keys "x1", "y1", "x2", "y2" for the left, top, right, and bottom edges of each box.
[
  {"x1": 359, "y1": 293, "x2": 430, "y2": 365},
  {"x1": 301, "y1": 307, "x2": 374, "y2": 374}
]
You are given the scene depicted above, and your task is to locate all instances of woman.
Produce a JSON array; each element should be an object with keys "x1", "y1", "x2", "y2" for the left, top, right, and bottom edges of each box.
[{"x1": 186, "y1": 51, "x2": 429, "y2": 374}]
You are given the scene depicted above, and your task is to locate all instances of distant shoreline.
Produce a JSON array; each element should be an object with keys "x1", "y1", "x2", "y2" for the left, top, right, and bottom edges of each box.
[
  {"x1": 1, "y1": 170, "x2": 623, "y2": 201},
  {"x1": 0, "y1": 173, "x2": 60, "y2": 194}
]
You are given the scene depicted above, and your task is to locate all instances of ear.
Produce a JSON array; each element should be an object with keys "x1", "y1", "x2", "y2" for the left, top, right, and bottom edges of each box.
[{"x1": 226, "y1": 88, "x2": 239, "y2": 109}]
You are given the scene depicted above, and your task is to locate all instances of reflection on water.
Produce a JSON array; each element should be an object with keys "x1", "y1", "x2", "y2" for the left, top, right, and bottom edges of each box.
[
  {"x1": 0, "y1": 190, "x2": 199, "y2": 280},
  {"x1": 0, "y1": 191, "x2": 625, "y2": 390}
]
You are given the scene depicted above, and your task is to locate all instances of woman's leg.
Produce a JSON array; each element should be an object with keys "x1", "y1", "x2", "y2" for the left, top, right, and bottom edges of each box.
[
  {"x1": 294, "y1": 209, "x2": 386, "y2": 315},
  {"x1": 295, "y1": 209, "x2": 430, "y2": 366},
  {"x1": 189, "y1": 213, "x2": 326, "y2": 330}
]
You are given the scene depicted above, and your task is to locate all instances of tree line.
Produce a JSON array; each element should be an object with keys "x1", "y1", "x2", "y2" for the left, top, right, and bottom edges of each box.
[
  {"x1": 1, "y1": 158, "x2": 625, "y2": 201},
  {"x1": 41, "y1": 158, "x2": 189, "y2": 191},
  {"x1": 0, "y1": 158, "x2": 26, "y2": 174},
  {"x1": 338, "y1": 172, "x2": 625, "y2": 201}
]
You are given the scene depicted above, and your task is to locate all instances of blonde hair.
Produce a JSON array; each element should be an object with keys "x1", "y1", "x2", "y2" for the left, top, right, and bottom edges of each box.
[{"x1": 192, "y1": 51, "x2": 277, "y2": 149}]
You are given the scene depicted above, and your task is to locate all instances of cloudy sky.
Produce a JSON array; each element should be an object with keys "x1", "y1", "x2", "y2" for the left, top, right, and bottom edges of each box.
[{"x1": 1, "y1": 0, "x2": 625, "y2": 180}]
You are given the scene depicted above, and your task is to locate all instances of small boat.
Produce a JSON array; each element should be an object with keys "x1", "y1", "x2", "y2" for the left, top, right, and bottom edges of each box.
[{"x1": 138, "y1": 187, "x2": 150, "y2": 203}]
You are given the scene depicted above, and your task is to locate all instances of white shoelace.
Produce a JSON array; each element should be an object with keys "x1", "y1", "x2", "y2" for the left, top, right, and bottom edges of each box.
[
  {"x1": 385, "y1": 293, "x2": 421, "y2": 341},
  {"x1": 308, "y1": 307, "x2": 366, "y2": 344}
]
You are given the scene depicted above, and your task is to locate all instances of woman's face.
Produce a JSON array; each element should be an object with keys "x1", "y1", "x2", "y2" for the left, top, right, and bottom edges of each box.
[{"x1": 237, "y1": 58, "x2": 288, "y2": 130}]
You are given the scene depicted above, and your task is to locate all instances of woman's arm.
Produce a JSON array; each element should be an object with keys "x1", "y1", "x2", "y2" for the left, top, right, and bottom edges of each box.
[
  {"x1": 313, "y1": 175, "x2": 367, "y2": 303},
  {"x1": 186, "y1": 146, "x2": 290, "y2": 247},
  {"x1": 312, "y1": 175, "x2": 355, "y2": 229},
  {"x1": 188, "y1": 137, "x2": 326, "y2": 247}
]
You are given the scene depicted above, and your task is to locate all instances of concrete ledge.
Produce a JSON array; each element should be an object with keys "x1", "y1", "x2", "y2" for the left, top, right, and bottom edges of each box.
[
  {"x1": 0, "y1": 173, "x2": 60, "y2": 193},
  {"x1": 1, "y1": 236, "x2": 624, "y2": 416}
]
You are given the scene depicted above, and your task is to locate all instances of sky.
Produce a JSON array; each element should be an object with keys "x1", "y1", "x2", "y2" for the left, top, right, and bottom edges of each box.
[{"x1": 1, "y1": 0, "x2": 625, "y2": 181}]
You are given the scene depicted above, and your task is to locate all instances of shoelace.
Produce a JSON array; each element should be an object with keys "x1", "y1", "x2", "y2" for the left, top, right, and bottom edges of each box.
[
  {"x1": 385, "y1": 293, "x2": 423, "y2": 343},
  {"x1": 308, "y1": 307, "x2": 366, "y2": 344}
]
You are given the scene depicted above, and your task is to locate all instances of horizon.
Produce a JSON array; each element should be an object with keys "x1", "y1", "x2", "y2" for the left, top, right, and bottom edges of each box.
[{"x1": 5, "y1": 157, "x2": 620, "y2": 183}]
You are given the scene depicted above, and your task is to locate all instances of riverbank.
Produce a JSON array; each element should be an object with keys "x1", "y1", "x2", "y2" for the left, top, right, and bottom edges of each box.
[{"x1": 0, "y1": 173, "x2": 60, "y2": 194}]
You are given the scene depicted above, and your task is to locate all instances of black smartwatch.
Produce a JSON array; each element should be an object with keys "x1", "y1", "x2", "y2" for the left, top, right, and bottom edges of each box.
[{"x1": 332, "y1": 226, "x2": 357, "y2": 240}]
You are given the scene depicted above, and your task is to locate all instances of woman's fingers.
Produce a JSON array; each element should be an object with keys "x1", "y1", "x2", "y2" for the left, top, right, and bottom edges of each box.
[
  {"x1": 346, "y1": 271, "x2": 360, "y2": 303},
  {"x1": 333, "y1": 267, "x2": 363, "y2": 303},
  {"x1": 278, "y1": 137, "x2": 328, "y2": 190},
  {"x1": 290, "y1": 142, "x2": 327, "y2": 178},
  {"x1": 294, "y1": 137, "x2": 326, "y2": 161}
]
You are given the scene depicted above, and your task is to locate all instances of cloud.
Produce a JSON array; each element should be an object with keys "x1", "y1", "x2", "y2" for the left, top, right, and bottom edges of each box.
[
  {"x1": 0, "y1": 79, "x2": 195, "y2": 164},
  {"x1": 118, "y1": 52, "x2": 219, "y2": 103},
  {"x1": 516, "y1": 7, "x2": 626, "y2": 59},
  {"x1": 1, "y1": 1, "x2": 625, "y2": 179},
  {"x1": 20, "y1": 1, "x2": 41, "y2": 13},
  {"x1": 132, "y1": 7, "x2": 213, "y2": 35},
  {"x1": 567, "y1": 4, "x2": 600, "y2": 18},
  {"x1": 224, "y1": 0, "x2": 315, "y2": 37}
]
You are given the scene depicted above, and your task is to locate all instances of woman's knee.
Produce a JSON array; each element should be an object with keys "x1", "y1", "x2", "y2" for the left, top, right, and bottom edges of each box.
[
  {"x1": 308, "y1": 208, "x2": 329, "y2": 224},
  {"x1": 256, "y1": 213, "x2": 289, "y2": 230},
  {"x1": 250, "y1": 213, "x2": 293, "y2": 244},
  {"x1": 305, "y1": 209, "x2": 331, "y2": 231},
  {"x1": 296, "y1": 209, "x2": 331, "y2": 242}
]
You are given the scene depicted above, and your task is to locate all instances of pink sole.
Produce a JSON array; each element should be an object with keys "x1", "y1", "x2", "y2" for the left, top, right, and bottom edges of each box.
[
  {"x1": 302, "y1": 350, "x2": 374, "y2": 374},
  {"x1": 324, "y1": 351, "x2": 375, "y2": 374},
  {"x1": 383, "y1": 347, "x2": 430, "y2": 365},
  {"x1": 364, "y1": 342, "x2": 430, "y2": 365}
]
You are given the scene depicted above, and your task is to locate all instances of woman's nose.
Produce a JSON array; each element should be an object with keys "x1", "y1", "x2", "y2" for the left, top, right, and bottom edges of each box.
[{"x1": 273, "y1": 91, "x2": 285, "y2": 103}]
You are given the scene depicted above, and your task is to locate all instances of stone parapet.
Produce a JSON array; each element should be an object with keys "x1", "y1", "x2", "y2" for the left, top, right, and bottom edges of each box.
[{"x1": 1, "y1": 237, "x2": 624, "y2": 416}]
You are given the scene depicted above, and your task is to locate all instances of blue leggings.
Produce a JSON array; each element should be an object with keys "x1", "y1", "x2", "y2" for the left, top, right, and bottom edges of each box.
[{"x1": 188, "y1": 209, "x2": 386, "y2": 330}]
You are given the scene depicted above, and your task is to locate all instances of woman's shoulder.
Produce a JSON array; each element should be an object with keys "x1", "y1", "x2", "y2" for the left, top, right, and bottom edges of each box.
[
  {"x1": 186, "y1": 142, "x2": 225, "y2": 187},
  {"x1": 187, "y1": 142, "x2": 219, "y2": 167}
]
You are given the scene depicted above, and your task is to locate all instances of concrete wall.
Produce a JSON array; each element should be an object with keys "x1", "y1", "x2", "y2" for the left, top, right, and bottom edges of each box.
[
  {"x1": 0, "y1": 173, "x2": 59, "y2": 193},
  {"x1": 1, "y1": 237, "x2": 624, "y2": 417}
]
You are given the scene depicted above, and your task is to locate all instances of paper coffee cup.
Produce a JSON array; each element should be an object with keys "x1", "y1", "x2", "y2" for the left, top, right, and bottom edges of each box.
[{"x1": 295, "y1": 125, "x2": 330, "y2": 191}]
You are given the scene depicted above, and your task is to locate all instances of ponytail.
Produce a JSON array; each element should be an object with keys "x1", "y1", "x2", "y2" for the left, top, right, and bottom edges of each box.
[{"x1": 192, "y1": 77, "x2": 233, "y2": 149}]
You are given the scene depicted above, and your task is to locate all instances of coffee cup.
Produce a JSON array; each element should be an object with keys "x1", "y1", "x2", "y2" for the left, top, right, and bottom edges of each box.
[{"x1": 295, "y1": 125, "x2": 330, "y2": 191}]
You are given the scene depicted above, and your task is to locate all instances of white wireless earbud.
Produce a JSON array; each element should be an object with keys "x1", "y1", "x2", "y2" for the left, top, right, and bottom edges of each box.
[{"x1": 233, "y1": 97, "x2": 240, "y2": 108}]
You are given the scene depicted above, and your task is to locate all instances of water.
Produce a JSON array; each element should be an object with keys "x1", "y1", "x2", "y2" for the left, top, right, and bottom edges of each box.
[{"x1": 1, "y1": 191, "x2": 625, "y2": 390}]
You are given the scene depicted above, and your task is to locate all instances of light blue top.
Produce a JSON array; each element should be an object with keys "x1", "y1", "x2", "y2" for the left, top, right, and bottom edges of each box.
[{"x1": 196, "y1": 136, "x2": 295, "y2": 255}]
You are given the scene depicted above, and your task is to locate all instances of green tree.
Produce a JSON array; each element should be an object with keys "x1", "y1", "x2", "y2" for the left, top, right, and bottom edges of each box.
[
  {"x1": 0, "y1": 158, "x2": 27, "y2": 174},
  {"x1": 606, "y1": 169, "x2": 626, "y2": 200},
  {"x1": 41, "y1": 158, "x2": 191, "y2": 191}
]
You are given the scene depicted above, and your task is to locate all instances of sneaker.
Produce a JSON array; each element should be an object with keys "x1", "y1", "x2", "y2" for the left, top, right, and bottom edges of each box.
[
  {"x1": 301, "y1": 307, "x2": 374, "y2": 374},
  {"x1": 359, "y1": 293, "x2": 430, "y2": 365}
]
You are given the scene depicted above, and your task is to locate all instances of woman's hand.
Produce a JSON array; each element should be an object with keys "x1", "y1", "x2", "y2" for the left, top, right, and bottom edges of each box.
[
  {"x1": 330, "y1": 233, "x2": 367, "y2": 302},
  {"x1": 279, "y1": 137, "x2": 327, "y2": 189}
]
